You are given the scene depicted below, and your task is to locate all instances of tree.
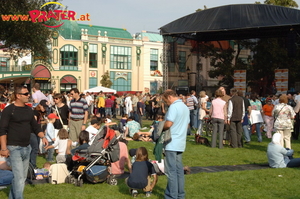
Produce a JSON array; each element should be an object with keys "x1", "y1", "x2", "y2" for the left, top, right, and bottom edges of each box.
[
  {"x1": 0, "y1": 0, "x2": 60, "y2": 58},
  {"x1": 264, "y1": 0, "x2": 298, "y2": 7},
  {"x1": 100, "y1": 71, "x2": 113, "y2": 88}
]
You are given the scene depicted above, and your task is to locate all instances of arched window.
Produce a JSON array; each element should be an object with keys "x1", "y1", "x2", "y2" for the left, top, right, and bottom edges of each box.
[
  {"x1": 60, "y1": 75, "x2": 77, "y2": 92},
  {"x1": 60, "y1": 45, "x2": 78, "y2": 70}
]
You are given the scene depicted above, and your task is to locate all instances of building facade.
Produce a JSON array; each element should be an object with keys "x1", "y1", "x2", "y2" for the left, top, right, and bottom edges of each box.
[{"x1": 0, "y1": 21, "x2": 163, "y2": 94}]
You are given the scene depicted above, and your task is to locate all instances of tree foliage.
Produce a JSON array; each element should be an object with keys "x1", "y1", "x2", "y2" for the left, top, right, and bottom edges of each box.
[
  {"x1": 100, "y1": 71, "x2": 113, "y2": 88},
  {"x1": 0, "y1": 0, "x2": 60, "y2": 58}
]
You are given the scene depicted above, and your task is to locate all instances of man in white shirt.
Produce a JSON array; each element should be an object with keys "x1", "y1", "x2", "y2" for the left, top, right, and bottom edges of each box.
[
  {"x1": 125, "y1": 94, "x2": 132, "y2": 117},
  {"x1": 85, "y1": 92, "x2": 94, "y2": 118}
]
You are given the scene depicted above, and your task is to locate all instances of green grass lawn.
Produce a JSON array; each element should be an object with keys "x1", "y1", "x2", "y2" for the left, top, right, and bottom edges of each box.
[{"x1": 1, "y1": 119, "x2": 300, "y2": 198}]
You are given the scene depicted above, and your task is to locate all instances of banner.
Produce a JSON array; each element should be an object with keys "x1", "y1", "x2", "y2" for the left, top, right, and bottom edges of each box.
[
  {"x1": 234, "y1": 70, "x2": 246, "y2": 94},
  {"x1": 274, "y1": 69, "x2": 288, "y2": 94}
]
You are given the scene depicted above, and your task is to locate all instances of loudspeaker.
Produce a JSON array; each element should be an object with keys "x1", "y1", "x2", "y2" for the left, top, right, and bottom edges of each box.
[
  {"x1": 170, "y1": 42, "x2": 177, "y2": 63},
  {"x1": 176, "y1": 87, "x2": 189, "y2": 96}
]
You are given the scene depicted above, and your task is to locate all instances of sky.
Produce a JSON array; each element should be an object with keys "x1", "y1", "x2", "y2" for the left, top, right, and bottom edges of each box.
[{"x1": 61, "y1": 0, "x2": 300, "y2": 35}]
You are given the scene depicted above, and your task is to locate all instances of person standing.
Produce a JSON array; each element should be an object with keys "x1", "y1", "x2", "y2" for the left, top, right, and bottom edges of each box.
[
  {"x1": 32, "y1": 83, "x2": 49, "y2": 106},
  {"x1": 69, "y1": 88, "x2": 88, "y2": 142},
  {"x1": 137, "y1": 96, "x2": 145, "y2": 127},
  {"x1": 162, "y1": 90, "x2": 189, "y2": 199},
  {"x1": 125, "y1": 94, "x2": 133, "y2": 117},
  {"x1": 238, "y1": 91, "x2": 252, "y2": 143},
  {"x1": 0, "y1": 86, "x2": 48, "y2": 199},
  {"x1": 105, "y1": 95, "x2": 114, "y2": 116},
  {"x1": 293, "y1": 100, "x2": 300, "y2": 140},
  {"x1": 227, "y1": 88, "x2": 245, "y2": 148},
  {"x1": 272, "y1": 94, "x2": 295, "y2": 149},
  {"x1": 97, "y1": 91, "x2": 106, "y2": 118},
  {"x1": 196, "y1": 91, "x2": 208, "y2": 135},
  {"x1": 186, "y1": 93, "x2": 195, "y2": 133},
  {"x1": 249, "y1": 93, "x2": 264, "y2": 142},
  {"x1": 190, "y1": 90, "x2": 198, "y2": 130},
  {"x1": 210, "y1": 89, "x2": 226, "y2": 148},
  {"x1": 262, "y1": 98, "x2": 274, "y2": 139},
  {"x1": 85, "y1": 92, "x2": 94, "y2": 119},
  {"x1": 52, "y1": 93, "x2": 69, "y2": 130}
]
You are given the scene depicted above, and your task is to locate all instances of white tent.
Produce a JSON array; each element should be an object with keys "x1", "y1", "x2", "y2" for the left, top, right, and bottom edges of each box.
[{"x1": 84, "y1": 86, "x2": 116, "y2": 94}]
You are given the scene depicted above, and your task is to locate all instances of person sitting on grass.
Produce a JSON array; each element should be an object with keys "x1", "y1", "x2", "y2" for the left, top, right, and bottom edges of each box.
[
  {"x1": 85, "y1": 119, "x2": 101, "y2": 145},
  {"x1": 125, "y1": 147, "x2": 158, "y2": 198},
  {"x1": 267, "y1": 133, "x2": 300, "y2": 168},
  {"x1": 131, "y1": 115, "x2": 164, "y2": 142},
  {"x1": 124, "y1": 116, "x2": 141, "y2": 138}
]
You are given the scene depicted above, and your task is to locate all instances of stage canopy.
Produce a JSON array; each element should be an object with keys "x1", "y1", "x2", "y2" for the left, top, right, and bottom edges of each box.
[
  {"x1": 160, "y1": 4, "x2": 300, "y2": 41},
  {"x1": 84, "y1": 86, "x2": 116, "y2": 94}
]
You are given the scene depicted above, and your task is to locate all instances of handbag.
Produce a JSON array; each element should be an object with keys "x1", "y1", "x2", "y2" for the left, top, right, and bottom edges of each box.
[
  {"x1": 55, "y1": 106, "x2": 68, "y2": 131},
  {"x1": 274, "y1": 104, "x2": 286, "y2": 123}
]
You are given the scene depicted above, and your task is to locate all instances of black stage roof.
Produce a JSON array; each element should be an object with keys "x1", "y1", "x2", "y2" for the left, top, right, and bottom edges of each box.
[{"x1": 160, "y1": 4, "x2": 300, "y2": 41}]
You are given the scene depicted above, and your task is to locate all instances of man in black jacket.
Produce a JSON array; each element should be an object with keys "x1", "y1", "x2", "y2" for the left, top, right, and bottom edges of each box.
[
  {"x1": 0, "y1": 86, "x2": 48, "y2": 199},
  {"x1": 227, "y1": 88, "x2": 245, "y2": 148}
]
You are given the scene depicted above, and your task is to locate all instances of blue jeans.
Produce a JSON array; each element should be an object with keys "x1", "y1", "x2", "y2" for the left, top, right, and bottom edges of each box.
[
  {"x1": 243, "y1": 125, "x2": 251, "y2": 142},
  {"x1": 164, "y1": 151, "x2": 185, "y2": 199},
  {"x1": 105, "y1": 107, "x2": 112, "y2": 116},
  {"x1": 287, "y1": 158, "x2": 300, "y2": 167},
  {"x1": 191, "y1": 109, "x2": 197, "y2": 129},
  {"x1": 254, "y1": 123, "x2": 262, "y2": 142},
  {"x1": 30, "y1": 133, "x2": 39, "y2": 168},
  {"x1": 46, "y1": 141, "x2": 54, "y2": 162},
  {"x1": 7, "y1": 145, "x2": 31, "y2": 199},
  {"x1": 196, "y1": 120, "x2": 203, "y2": 135}
]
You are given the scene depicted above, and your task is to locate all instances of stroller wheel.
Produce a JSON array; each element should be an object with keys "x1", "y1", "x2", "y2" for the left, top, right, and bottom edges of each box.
[
  {"x1": 69, "y1": 176, "x2": 76, "y2": 185},
  {"x1": 78, "y1": 179, "x2": 83, "y2": 187},
  {"x1": 108, "y1": 176, "x2": 118, "y2": 185}
]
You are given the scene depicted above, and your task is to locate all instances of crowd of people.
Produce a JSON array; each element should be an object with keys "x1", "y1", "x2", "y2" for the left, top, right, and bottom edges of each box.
[{"x1": 1, "y1": 83, "x2": 300, "y2": 198}]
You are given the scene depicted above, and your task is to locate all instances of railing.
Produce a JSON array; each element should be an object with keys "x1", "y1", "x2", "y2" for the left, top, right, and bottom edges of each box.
[{"x1": 0, "y1": 65, "x2": 31, "y2": 72}]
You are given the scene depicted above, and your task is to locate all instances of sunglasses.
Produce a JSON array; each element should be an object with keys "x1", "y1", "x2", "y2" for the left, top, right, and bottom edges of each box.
[
  {"x1": 54, "y1": 98, "x2": 60, "y2": 100},
  {"x1": 18, "y1": 92, "x2": 30, "y2": 96}
]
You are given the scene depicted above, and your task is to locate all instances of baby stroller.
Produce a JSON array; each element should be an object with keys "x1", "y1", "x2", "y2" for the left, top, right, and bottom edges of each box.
[{"x1": 66, "y1": 126, "x2": 120, "y2": 186}]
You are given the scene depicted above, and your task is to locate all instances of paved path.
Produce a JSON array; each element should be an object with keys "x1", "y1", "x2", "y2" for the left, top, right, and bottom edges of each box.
[
  {"x1": 189, "y1": 163, "x2": 270, "y2": 174},
  {"x1": 117, "y1": 163, "x2": 270, "y2": 179}
]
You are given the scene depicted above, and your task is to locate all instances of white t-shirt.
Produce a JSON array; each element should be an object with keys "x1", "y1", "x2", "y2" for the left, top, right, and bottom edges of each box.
[
  {"x1": 86, "y1": 125, "x2": 99, "y2": 145},
  {"x1": 125, "y1": 96, "x2": 132, "y2": 113},
  {"x1": 85, "y1": 95, "x2": 94, "y2": 106},
  {"x1": 52, "y1": 139, "x2": 69, "y2": 155}
]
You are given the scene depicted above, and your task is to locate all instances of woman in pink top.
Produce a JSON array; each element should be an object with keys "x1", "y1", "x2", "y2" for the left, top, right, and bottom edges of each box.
[{"x1": 210, "y1": 89, "x2": 227, "y2": 148}]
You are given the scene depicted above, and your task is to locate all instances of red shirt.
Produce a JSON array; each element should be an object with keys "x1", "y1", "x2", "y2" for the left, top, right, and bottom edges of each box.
[
  {"x1": 263, "y1": 104, "x2": 274, "y2": 117},
  {"x1": 105, "y1": 99, "x2": 113, "y2": 108}
]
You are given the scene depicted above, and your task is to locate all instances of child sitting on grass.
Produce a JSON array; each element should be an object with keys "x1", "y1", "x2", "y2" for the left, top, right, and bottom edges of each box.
[
  {"x1": 45, "y1": 128, "x2": 72, "y2": 164},
  {"x1": 125, "y1": 147, "x2": 158, "y2": 198}
]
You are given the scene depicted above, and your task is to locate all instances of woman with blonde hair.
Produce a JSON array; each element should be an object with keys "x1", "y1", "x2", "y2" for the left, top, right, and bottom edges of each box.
[
  {"x1": 272, "y1": 94, "x2": 296, "y2": 149},
  {"x1": 196, "y1": 91, "x2": 208, "y2": 135}
]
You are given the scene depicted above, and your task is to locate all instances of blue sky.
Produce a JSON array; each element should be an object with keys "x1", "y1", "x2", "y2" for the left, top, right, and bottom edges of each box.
[{"x1": 62, "y1": 0, "x2": 300, "y2": 34}]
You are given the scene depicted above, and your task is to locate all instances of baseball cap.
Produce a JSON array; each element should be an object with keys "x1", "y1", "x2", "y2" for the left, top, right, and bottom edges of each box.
[
  {"x1": 129, "y1": 148, "x2": 137, "y2": 157},
  {"x1": 48, "y1": 113, "x2": 59, "y2": 119}
]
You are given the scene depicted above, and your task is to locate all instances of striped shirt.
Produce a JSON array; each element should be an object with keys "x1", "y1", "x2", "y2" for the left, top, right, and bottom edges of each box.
[
  {"x1": 69, "y1": 98, "x2": 88, "y2": 119},
  {"x1": 186, "y1": 97, "x2": 194, "y2": 110}
]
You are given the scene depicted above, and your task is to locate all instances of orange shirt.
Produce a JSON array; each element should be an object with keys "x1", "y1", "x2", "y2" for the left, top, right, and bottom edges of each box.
[{"x1": 262, "y1": 104, "x2": 274, "y2": 117}]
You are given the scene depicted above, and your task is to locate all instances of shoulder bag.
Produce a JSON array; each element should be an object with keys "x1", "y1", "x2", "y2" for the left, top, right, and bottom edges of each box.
[{"x1": 55, "y1": 106, "x2": 68, "y2": 131}]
